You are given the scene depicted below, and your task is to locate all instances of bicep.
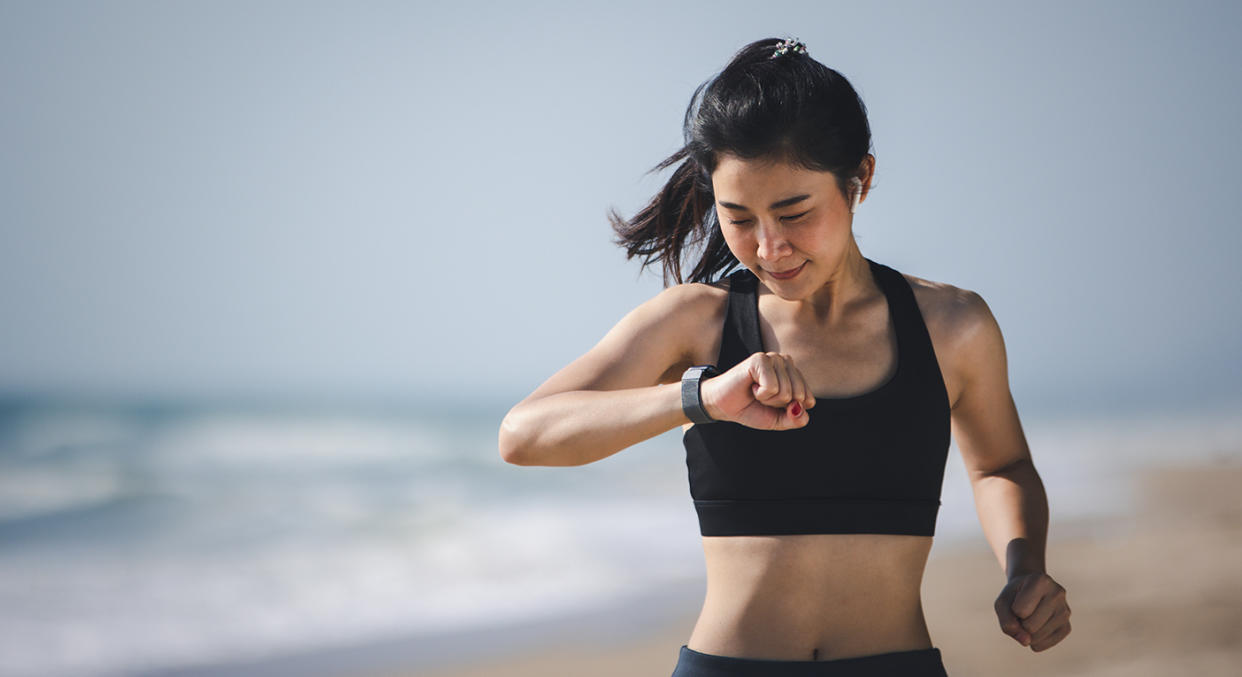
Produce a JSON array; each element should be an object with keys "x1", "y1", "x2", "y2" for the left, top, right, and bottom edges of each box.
[
  {"x1": 948, "y1": 292, "x2": 1032, "y2": 478},
  {"x1": 520, "y1": 285, "x2": 709, "y2": 405}
]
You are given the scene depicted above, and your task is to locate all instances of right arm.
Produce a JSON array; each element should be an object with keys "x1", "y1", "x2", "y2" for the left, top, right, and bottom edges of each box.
[
  {"x1": 497, "y1": 283, "x2": 715, "y2": 467},
  {"x1": 498, "y1": 282, "x2": 817, "y2": 467}
]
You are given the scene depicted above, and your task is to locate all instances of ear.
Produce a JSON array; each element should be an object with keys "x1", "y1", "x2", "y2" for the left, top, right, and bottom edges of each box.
[{"x1": 858, "y1": 154, "x2": 876, "y2": 201}]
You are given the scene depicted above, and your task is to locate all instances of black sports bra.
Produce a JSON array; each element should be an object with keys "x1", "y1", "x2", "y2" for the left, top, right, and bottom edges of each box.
[{"x1": 682, "y1": 258, "x2": 951, "y2": 537}]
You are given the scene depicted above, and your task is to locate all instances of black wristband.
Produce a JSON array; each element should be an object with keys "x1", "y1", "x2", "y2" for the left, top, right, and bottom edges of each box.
[{"x1": 681, "y1": 365, "x2": 720, "y2": 424}]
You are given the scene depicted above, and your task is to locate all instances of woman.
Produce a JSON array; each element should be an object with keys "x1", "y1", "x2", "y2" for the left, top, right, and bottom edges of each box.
[{"x1": 498, "y1": 37, "x2": 1070, "y2": 676}]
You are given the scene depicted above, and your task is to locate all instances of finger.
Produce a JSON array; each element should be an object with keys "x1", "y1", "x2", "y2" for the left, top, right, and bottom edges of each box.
[
  {"x1": 784, "y1": 391, "x2": 807, "y2": 423},
  {"x1": 994, "y1": 593, "x2": 1028, "y2": 646},
  {"x1": 768, "y1": 353, "x2": 792, "y2": 405},
  {"x1": 750, "y1": 355, "x2": 779, "y2": 403},
  {"x1": 1028, "y1": 605, "x2": 1070, "y2": 646},
  {"x1": 752, "y1": 354, "x2": 787, "y2": 407},
  {"x1": 782, "y1": 354, "x2": 815, "y2": 410},
  {"x1": 780, "y1": 354, "x2": 808, "y2": 405},
  {"x1": 1020, "y1": 586, "x2": 1067, "y2": 636},
  {"x1": 1011, "y1": 576, "x2": 1059, "y2": 620},
  {"x1": 1030, "y1": 620, "x2": 1071, "y2": 652},
  {"x1": 783, "y1": 392, "x2": 807, "y2": 423}
]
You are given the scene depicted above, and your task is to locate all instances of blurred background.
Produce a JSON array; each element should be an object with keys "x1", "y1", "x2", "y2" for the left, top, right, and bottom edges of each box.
[{"x1": 1, "y1": 1, "x2": 1239, "y2": 675}]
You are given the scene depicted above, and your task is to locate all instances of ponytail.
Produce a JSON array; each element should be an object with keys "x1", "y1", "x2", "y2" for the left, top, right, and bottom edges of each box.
[{"x1": 608, "y1": 147, "x2": 738, "y2": 286}]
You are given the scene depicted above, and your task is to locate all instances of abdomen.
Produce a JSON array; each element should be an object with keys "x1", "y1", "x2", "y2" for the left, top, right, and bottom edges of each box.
[{"x1": 688, "y1": 533, "x2": 935, "y2": 661}]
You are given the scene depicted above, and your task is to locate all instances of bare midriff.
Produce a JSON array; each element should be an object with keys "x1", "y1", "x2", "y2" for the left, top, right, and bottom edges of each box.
[{"x1": 686, "y1": 533, "x2": 935, "y2": 661}]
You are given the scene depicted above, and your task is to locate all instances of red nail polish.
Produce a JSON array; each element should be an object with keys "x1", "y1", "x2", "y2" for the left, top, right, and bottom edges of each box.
[{"x1": 791, "y1": 403, "x2": 802, "y2": 416}]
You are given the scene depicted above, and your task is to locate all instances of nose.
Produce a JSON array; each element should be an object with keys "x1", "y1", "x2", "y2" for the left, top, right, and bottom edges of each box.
[{"x1": 755, "y1": 219, "x2": 792, "y2": 263}]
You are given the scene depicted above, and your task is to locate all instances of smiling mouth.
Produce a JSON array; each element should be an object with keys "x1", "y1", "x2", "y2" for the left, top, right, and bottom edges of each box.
[{"x1": 766, "y1": 262, "x2": 806, "y2": 280}]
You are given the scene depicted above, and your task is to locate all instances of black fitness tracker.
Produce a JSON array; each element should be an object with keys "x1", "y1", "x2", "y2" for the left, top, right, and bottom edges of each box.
[{"x1": 681, "y1": 365, "x2": 720, "y2": 424}]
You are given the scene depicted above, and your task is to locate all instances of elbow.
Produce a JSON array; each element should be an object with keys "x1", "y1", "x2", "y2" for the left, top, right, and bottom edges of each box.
[
  {"x1": 498, "y1": 401, "x2": 591, "y2": 467},
  {"x1": 498, "y1": 410, "x2": 584, "y2": 467},
  {"x1": 498, "y1": 413, "x2": 529, "y2": 465},
  {"x1": 968, "y1": 456, "x2": 1039, "y2": 485},
  {"x1": 498, "y1": 409, "x2": 543, "y2": 466}
]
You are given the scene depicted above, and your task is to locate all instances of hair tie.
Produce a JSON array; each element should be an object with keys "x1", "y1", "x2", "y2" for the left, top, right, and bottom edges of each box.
[{"x1": 769, "y1": 38, "x2": 808, "y2": 59}]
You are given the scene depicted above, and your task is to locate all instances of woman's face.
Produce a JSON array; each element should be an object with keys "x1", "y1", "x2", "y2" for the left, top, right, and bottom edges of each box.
[{"x1": 711, "y1": 154, "x2": 865, "y2": 299}]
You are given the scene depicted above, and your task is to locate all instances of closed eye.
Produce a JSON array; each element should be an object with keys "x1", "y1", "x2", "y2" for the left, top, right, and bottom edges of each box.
[{"x1": 727, "y1": 210, "x2": 811, "y2": 226}]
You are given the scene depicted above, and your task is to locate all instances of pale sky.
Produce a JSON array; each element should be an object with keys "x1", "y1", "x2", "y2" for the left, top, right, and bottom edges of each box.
[{"x1": 2, "y1": 1, "x2": 1240, "y2": 418}]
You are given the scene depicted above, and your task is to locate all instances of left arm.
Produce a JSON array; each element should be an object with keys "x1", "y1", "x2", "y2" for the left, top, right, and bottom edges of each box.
[{"x1": 948, "y1": 291, "x2": 1071, "y2": 652}]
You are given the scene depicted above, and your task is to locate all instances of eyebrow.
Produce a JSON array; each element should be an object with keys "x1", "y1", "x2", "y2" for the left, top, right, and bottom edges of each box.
[{"x1": 717, "y1": 194, "x2": 811, "y2": 211}]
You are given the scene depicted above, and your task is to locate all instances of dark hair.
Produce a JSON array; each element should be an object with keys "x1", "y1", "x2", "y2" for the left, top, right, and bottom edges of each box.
[{"x1": 609, "y1": 38, "x2": 874, "y2": 286}]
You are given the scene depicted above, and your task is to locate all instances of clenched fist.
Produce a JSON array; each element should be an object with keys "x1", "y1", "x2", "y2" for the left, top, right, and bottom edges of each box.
[
  {"x1": 700, "y1": 352, "x2": 817, "y2": 430},
  {"x1": 995, "y1": 572, "x2": 1071, "y2": 652}
]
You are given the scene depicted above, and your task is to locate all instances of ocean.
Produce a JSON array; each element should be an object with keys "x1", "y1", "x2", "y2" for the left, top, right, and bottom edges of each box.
[{"x1": 0, "y1": 395, "x2": 1238, "y2": 676}]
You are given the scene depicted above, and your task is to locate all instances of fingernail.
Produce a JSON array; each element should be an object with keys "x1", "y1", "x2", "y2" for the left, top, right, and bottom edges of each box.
[{"x1": 790, "y1": 403, "x2": 802, "y2": 416}]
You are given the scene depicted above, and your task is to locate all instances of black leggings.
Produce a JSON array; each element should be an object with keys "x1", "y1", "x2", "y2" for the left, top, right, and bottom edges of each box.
[{"x1": 670, "y1": 645, "x2": 949, "y2": 677}]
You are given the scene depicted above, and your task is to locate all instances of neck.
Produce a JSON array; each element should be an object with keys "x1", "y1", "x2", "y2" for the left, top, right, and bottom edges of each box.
[{"x1": 776, "y1": 240, "x2": 875, "y2": 325}]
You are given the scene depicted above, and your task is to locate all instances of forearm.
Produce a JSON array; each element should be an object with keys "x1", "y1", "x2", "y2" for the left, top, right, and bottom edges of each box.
[
  {"x1": 498, "y1": 382, "x2": 687, "y2": 467},
  {"x1": 969, "y1": 458, "x2": 1049, "y2": 579}
]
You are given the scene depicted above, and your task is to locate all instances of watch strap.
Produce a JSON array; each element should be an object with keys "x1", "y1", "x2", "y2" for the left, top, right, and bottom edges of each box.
[{"x1": 681, "y1": 365, "x2": 720, "y2": 424}]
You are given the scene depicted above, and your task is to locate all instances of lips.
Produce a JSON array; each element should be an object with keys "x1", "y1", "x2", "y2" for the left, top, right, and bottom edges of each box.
[{"x1": 766, "y1": 262, "x2": 806, "y2": 280}]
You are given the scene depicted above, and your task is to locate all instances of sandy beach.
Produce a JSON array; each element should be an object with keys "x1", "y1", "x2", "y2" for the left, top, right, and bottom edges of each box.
[{"x1": 413, "y1": 457, "x2": 1242, "y2": 677}]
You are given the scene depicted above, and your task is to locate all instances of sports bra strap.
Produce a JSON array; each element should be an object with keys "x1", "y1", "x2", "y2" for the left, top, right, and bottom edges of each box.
[
  {"x1": 717, "y1": 259, "x2": 899, "y2": 369},
  {"x1": 718, "y1": 268, "x2": 761, "y2": 369}
]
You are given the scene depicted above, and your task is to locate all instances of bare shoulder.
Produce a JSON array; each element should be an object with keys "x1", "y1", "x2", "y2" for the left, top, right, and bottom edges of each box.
[
  {"x1": 901, "y1": 272, "x2": 1002, "y2": 408},
  {"x1": 603, "y1": 278, "x2": 734, "y2": 380},
  {"x1": 643, "y1": 276, "x2": 729, "y2": 326},
  {"x1": 647, "y1": 277, "x2": 731, "y2": 381},
  {"x1": 520, "y1": 276, "x2": 731, "y2": 406},
  {"x1": 902, "y1": 272, "x2": 993, "y2": 336}
]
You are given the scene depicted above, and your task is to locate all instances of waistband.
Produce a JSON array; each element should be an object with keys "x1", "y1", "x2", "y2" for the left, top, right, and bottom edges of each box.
[
  {"x1": 693, "y1": 497, "x2": 940, "y2": 537},
  {"x1": 671, "y1": 645, "x2": 948, "y2": 677}
]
